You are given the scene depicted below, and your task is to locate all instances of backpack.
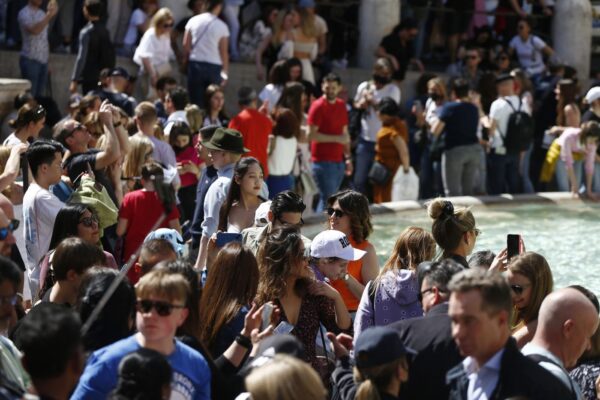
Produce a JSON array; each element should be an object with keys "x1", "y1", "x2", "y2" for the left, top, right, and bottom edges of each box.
[{"x1": 500, "y1": 98, "x2": 534, "y2": 154}]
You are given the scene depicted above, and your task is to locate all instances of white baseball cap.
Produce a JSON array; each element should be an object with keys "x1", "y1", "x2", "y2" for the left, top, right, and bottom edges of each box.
[
  {"x1": 310, "y1": 230, "x2": 366, "y2": 261},
  {"x1": 585, "y1": 86, "x2": 600, "y2": 104},
  {"x1": 255, "y1": 201, "x2": 272, "y2": 227}
]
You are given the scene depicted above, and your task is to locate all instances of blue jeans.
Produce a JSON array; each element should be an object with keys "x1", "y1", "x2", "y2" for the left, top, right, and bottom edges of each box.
[
  {"x1": 187, "y1": 61, "x2": 222, "y2": 108},
  {"x1": 20, "y1": 56, "x2": 48, "y2": 97},
  {"x1": 555, "y1": 159, "x2": 583, "y2": 192},
  {"x1": 353, "y1": 139, "x2": 376, "y2": 194},
  {"x1": 593, "y1": 162, "x2": 600, "y2": 193},
  {"x1": 487, "y1": 152, "x2": 521, "y2": 195},
  {"x1": 313, "y1": 161, "x2": 345, "y2": 211}
]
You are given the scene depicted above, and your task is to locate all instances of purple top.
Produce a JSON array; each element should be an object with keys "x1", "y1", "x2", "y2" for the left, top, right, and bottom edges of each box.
[{"x1": 354, "y1": 269, "x2": 423, "y2": 339}]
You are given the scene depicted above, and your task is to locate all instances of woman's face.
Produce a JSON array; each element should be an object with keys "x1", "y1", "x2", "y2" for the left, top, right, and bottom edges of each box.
[
  {"x1": 210, "y1": 91, "x2": 225, "y2": 113},
  {"x1": 506, "y1": 270, "x2": 533, "y2": 312},
  {"x1": 301, "y1": 92, "x2": 308, "y2": 111},
  {"x1": 238, "y1": 163, "x2": 264, "y2": 197},
  {"x1": 175, "y1": 134, "x2": 190, "y2": 149},
  {"x1": 77, "y1": 209, "x2": 100, "y2": 244},
  {"x1": 29, "y1": 117, "x2": 45, "y2": 137},
  {"x1": 328, "y1": 200, "x2": 351, "y2": 236},
  {"x1": 295, "y1": 242, "x2": 311, "y2": 277},
  {"x1": 158, "y1": 19, "x2": 174, "y2": 35},
  {"x1": 291, "y1": 10, "x2": 301, "y2": 27},
  {"x1": 289, "y1": 66, "x2": 302, "y2": 81},
  {"x1": 497, "y1": 54, "x2": 510, "y2": 69}
]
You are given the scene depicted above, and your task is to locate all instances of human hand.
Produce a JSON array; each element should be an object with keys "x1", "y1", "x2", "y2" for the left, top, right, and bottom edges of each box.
[
  {"x1": 309, "y1": 281, "x2": 340, "y2": 300},
  {"x1": 98, "y1": 100, "x2": 114, "y2": 126},
  {"x1": 345, "y1": 159, "x2": 353, "y2": 176},
  {"x1": 326, "y1": 332, "x2": 353, "y2": 359},
  {"x1": 69, "y1": 81, "x2": 78, "y2": 94},
  {"x1": 47, "y1": 0, "x2": 59, "y2": 18},
  {"x1": 489, "y1": 248, "x2": 508, "y2": 273},
  {"x1": 242, "y1": 302, "x2": 281, "y2": 343},
  {"x1": 10, "y1": 143, "x2": 28, "y2": 156}
]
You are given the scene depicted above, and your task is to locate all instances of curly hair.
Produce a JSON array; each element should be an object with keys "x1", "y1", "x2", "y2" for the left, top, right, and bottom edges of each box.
[
  {"x1": 327, "y1": 190, "x2": 373, "y2": 243},
  {"x1": 255, "y1": 226, "x2": 310, "y2": 305}
]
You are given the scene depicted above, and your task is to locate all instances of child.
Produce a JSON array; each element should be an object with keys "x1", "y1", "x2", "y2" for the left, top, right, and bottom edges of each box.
[
  {"x1": 71, "y1": 269, "x2": 211, "y2": 399},
  {"x1": 116, "y1": 162, "x2": 180, "y2": 283},
  {"x1": 169, "y1": 121, "x2": 201, "y2": 223}
]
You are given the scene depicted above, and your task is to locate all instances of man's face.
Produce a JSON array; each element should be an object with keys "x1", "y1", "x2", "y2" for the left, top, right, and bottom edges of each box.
[
  {"x1": 196, "y1": 139, "x2": 211, "y2": 166},
  {"x1": 165, "y1": 94, "x2": 175, "y2": 114},
  {"x1": 420, "y1": 277, "x2": 437, "y2": 314},
  {"x1": 318, "y1": 258, "x2": 348, "y2": 281},
  {"x1": 449, "y1": 290, "x2": 508, "y2": 364},
  {"x1": 0, "y1": 280, "x2": 16, "y2": 333},
  {"x1": 273, "y1": 211, "x2": 303, "y2": 228},
  {"x1": 208, "y1": 149, "x2": 230, "y2": 169},
  {"x1": 465, "y1": 50, "x2": 480, "y2": 67},
  {"x1": 322, "y1": 81, "x2": 340, "y2": 102},
  {"x1": 0, "y1": 211, "x2": 15, "y2": 257},
  {"x1": 136, "y1": 295, "x2": 188, "y2": 343}
]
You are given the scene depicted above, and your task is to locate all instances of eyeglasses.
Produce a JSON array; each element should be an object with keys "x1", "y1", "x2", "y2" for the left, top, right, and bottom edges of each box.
[
  {"x1": 510, "y1": 284, "x2": 530, "y2": 295},
  {"x1": 326, "y1": 208, "x2": 346, "y2": 218},
  {"x1": 418, "y1": 287, "x2": 434, "y2": 303},
  {"x1": 136, "y1": 299, "x2": 185, "y2": 316},
  {"x1": 276, "y1": 216, "x2": 305, "y2": 228},
  {"x1": 0, "y1": 294, "x2": 17, "y2": 306},
  {"x1": 79, "y1": 216, "x2": 99, "y2": 227},
  {"x1": 0, "y1": 219, "x2": 19, "y2": 240}
]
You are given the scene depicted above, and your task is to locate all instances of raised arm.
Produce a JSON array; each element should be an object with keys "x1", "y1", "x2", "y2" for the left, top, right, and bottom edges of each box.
[{"x1": 94, "y1": 102, "x2": 121, "y2": 169}]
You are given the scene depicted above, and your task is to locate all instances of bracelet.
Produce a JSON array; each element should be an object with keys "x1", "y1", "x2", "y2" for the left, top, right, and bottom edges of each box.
[{"x1": 235, "y1": 334, "x2": 252, "y2": 349}]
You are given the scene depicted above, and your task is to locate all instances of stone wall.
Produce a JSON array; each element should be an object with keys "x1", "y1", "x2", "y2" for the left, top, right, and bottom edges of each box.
[{"x1": 0, "y1": 50, "x2": 423, "y2": 120}]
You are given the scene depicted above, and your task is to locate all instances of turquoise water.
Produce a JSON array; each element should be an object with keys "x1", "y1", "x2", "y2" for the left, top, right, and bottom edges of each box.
[{"x1": 305, "y1": 203, "x2": 600, "y2": 294}]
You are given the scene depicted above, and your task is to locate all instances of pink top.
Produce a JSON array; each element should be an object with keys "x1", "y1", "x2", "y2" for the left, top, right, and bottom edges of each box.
[{"x1": 557, "y1": 128, "x2": 598, "y2": 175}]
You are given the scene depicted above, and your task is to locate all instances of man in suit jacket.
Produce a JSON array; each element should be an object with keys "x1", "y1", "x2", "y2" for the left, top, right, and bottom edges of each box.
[
  {"x1": 446, "y1": 269, "x2": 574, "y2": 400},
  {"x1": 390, "y1": 259, "x2": 464, "y2": 400}
]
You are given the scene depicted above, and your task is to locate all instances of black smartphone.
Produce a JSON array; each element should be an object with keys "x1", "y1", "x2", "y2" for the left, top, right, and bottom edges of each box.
[
  {"x1": 507, "y1": 234, "x2": 521, "y2": 260},
  {"x1": 216, "y1": 232, "x2": 243, "y2": 248}
]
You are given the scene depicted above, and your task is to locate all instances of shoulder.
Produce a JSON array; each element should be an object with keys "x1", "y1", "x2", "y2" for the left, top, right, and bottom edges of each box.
[
  {"x1": 174, "y1": 340, "x2": 210, "y2": 371},
  {"x1": 90, "y1": 336, "x2": 140, "y2": 364},
  {"x1": 532, "y1": 35, "x2": 546, "y2": 47}
]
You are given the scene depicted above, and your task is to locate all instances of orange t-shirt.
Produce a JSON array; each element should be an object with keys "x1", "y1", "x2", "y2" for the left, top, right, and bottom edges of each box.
[{"x1": 331, "y1": 237, "x2": 370, "y2": 312}]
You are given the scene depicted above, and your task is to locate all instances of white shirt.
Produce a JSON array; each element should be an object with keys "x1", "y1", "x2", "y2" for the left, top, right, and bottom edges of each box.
[
  {"x1": 23, "y1": 183, "x2": 64, "y2": 298},
  {"x1": 354, "y1": 81, "x2": 401, "y2": 142},
  {"x1": 521, "y1": 343, "x2": 582, "y2": 399},
  {"x1": 124, "y1": 8, "x2": 146, "y2": 46},
  {"x1": 3, "y1": 133, "x2": 23, "y2": 147},
  {"x1": 133, "y1": 27, "x2": 175, "y2": 69},
  {"x1": 509, "y1": 35, "x2": 547, "y2": 75},
  {"x1": 462, "y1": 348, "x2": 505, "y2": 400},
  {"x1": 268, "y1": 136, "x2": 297, "y2": 175},
  {"x1": 490, "y1": 95, "x2": 532, "y2": 149},
  {"x1": 163, "y1": 110, "x2": 189, "y2": 138},
  {"x1": 185, "y1": 12, "x2": 229, "y2": 65}
]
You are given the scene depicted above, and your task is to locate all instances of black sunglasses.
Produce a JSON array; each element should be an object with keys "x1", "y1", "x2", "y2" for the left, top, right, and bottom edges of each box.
[
  {"x1": 326, "y1": 207, "x2": 346, "y2": 218},
  {"x1": 0, "y1": 219, "x2": 19, "y2": 240},
  {"x1": 79, "y1": 216, "x2": 99, "y2": 228},
  {"x1": 162, "y1": 22, "x2": 174, "y2": 28},
  {"x1": 136, "y1": 300, "x2": 185, "y2": 316},
  {"x1": 510, "y1": 284, "x2": 529, "y2": 295}
]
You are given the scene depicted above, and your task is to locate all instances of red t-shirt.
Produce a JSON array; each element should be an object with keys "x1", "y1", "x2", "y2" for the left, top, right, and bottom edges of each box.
[
  {"x1": 119, "y1": 190, "x2": 180, "y2": 283},
  {"x1": 228, "y1": 108, "x2": 272, "y2": 177},
  {"x1": 308, "y1": 97, "x2": 348, "y2": 163},
  {"x1": 175, "y1": 145, "x2": 202, "y2": 188}
]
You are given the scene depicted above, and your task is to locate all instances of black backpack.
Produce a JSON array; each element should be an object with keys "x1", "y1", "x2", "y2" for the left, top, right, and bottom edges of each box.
[{"x1": 500, "y1": 98, "x2": 534, "y2": 154}]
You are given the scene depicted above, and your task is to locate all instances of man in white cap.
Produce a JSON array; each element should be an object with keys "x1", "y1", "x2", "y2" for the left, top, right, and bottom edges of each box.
[
  {"x1": 583, "y1": 87, "x2": 600, "y2": 124},
  {"x1": 309, "y1": 229, "x2": 366, "y2": 283}
]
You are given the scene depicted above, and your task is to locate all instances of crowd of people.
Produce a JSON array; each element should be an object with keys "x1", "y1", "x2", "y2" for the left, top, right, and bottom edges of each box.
[{"x1": 0, "y1": 0, "x2": 599, "y2": 399}]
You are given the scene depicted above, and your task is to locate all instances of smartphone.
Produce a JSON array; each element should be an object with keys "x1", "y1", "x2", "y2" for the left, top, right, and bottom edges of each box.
[
  {"x1": 507, "y1": 234, "x2": 521, "y2": 260},
  {"x1": 215, "y1": 232, "x2": 242, "y2": 248},
  {"x1": 261, "y1": 303, "x2": 274, "y2": 330}
]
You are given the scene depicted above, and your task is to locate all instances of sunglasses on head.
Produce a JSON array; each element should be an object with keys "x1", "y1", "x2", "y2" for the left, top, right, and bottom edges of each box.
[
  {"x1": 326, "y1": 207, "x2": 346, "y2": 218},
  {"x1": 0, "y1": 219, "x2": 19, "y2": 240},
  {"x1": 136, "y1": 299, "x2": 185, "y2": 316},
  {"x1": 79, "y1": 215, "x2": 99, "y2": 227},
  {"x1": 510, "y1": 284, "x2": 529, "y2": 295}
]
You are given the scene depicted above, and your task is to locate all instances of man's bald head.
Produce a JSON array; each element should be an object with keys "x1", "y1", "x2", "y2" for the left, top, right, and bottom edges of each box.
[{"x1": 535, "y1": 287, "x2": 600, "y2": 368}]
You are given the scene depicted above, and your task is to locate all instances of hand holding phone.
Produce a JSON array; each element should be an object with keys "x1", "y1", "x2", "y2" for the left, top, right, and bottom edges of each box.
[
  {"x1": 506, "y1": 234, "x2": 522, "y2": 260},
  {"x1": 261, "y1": 303, "x2": 274, "y2": 331}
]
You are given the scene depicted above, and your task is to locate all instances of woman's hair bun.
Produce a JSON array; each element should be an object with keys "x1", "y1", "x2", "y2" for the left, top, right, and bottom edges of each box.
[{"x1": 427, "y1": 198, "x2": 454, "y2": 220}]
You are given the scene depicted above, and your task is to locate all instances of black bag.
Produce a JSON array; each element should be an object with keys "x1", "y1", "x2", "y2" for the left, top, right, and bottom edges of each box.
[
  {"x1": 347, "y1": 105, "x2": 364, "y2": 145},
  {"x1": 429, "y1": 133, "x2": 446, "y2": 162},
  {"x1": 368, "y1": 161, "x2": 391, "y2": 185},
  {"x1": 500, "y1": 98, "x2": 534, "y2": 154}
]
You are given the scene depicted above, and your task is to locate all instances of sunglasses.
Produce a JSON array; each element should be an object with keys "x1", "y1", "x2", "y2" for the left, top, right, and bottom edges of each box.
[
  {"x1": 79, "y1": 216, "x2": 99, "y2": 228},
  {"x1": 136, "y1": 299, "x2": 185, "y2": 316},
  {"x1": 510, "y1": 284, "x2": 530, "y2": 295},
  {"x1": 326, "y1": 208, "x2": 346, "y2": 218},
  {"x1": 0, "y1": 294, "x2": 17, "y2": 306},
  {"x1": 162, "y1": 22, "x2": 174, "y2": 28},
  {"x1": 0, "y1": 219, "x2": 19, "y2": 240}
]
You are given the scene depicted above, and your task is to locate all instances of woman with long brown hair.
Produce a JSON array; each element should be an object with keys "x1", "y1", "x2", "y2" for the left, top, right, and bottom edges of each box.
[
  {"x1": 556, "y1": 79, "x2": 581, "y2": 128},
  {"x1": 267, "y1": 108, "x2": 300, "y2": 197},
  {"x1": 199, "y1": 242, "x2": 259, "y2": 357},
  {"x1": 354, "y1": 227, "x2": 436, "y2": 337}
]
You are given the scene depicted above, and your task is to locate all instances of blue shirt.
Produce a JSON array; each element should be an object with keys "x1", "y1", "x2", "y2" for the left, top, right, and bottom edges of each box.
[
  {"x1": 463, "y1": 349, "x2": 504, "y2": 400},
  {"x1": 200, "y1": 163, "x2": 235, "y2": 238},
  {"x1": 438, "y1": 101, "x2": 479, "y2": 150},
  {"x1": 70, "y1": 335, "x2": 211, "y2": 400}
]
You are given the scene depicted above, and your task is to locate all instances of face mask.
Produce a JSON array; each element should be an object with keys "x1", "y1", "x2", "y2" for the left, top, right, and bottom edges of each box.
[
  {"x1": 429, "y1": 93, "x2": 442, "y2": 102},
  {"x1": 373, "y1": 74, "x2": 391, "y2": 85}
]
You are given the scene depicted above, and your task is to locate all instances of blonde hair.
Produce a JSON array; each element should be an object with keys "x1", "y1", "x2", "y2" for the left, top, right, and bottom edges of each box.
[
  {"x1": 185, "y1": 104, "x2": 204, "y2": 134},
  {"x1": 123, "y1": 135, "x2": 153, "y2": 179},
  {"x1": 245, "y1": 355, "x2": 326, "y2": 400},
  {"x1": 151, "y1": 7, "x2": 173, "y2": 31},
  {"x1": 354, "y1": 358, "x2": 408, "y2": 400},
  {"x1": 427, "y1": 198, "x2": 475, "y2": 257},
  {"x1": 427, "y1": 77, "x2": 448, "y2": 102},
  {"x1": 299, "y1": 8, "x2": 317, "y2": 38},
  {"x1": 135, "y1": 102, "x2": 158, "y2": 125},
  {"x1": 135, "y1": 269, "x2": 190, "y2": 305},
  {"x1": 0, "y1": 146, "x2": 13, "y2": 197}
]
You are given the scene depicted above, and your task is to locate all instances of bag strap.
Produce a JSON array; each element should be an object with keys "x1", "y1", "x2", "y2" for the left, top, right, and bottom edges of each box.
[
  {"x1": 191, "y1": 16, "x2": 217, "y2": 51},
  {"x1": 526, "y1": 354, "x2": 578, "y2": 399},
  {"x1": 319, "y1": 323, "x2": 330, "y2": 360},
  {"x1": 497, "y1": 97, "x2": 518, "y2": 141}
]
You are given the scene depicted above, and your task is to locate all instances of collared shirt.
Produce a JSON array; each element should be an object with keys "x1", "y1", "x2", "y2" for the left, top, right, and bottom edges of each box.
[
  {"x1": 462, "y1": 348, "x2": 505, "y2": 400},
  {"x1": 200, "y1": 163, "x2": 235, "y2": 237},
  {"x1": 522, "y1": 343, "x2": 583, "y2": 399}
]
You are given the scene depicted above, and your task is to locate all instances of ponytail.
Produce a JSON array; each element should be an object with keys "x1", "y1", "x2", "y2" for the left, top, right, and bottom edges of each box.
[
  {"x1": 353, "y1": 358, "x2": 408, "y2": 400},
  {"x1": 355, "y1": 379, "x2": 381, "y2": 400}
]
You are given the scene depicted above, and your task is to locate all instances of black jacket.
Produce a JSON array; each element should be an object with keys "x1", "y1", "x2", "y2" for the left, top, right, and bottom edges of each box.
[
  {"x1": 72, "y1": 21, "x2": 116, "y2": 84},
  {"x1": 389, "y1": 302, "x2": 462, "y2": 400},
  {"x1": 446, "y1": 337, "x2": 575, "y2": 400}
]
